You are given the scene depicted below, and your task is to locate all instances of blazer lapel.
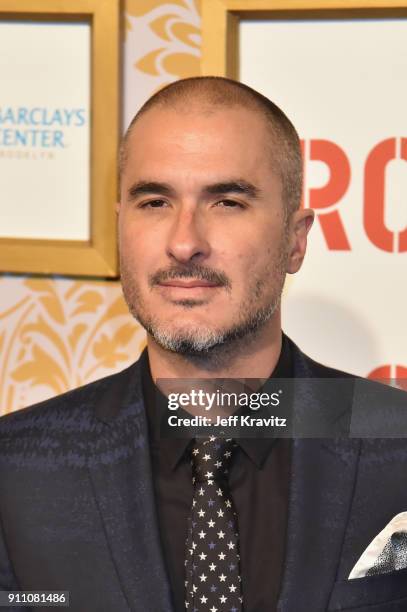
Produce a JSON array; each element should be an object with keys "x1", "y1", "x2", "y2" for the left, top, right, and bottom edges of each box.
[
  {"x1": 278, "y1": 341, "x2": 361, "y2": 611},
  {"x1": 87, "y1": 363, "x2": 174, "y2": 612}
]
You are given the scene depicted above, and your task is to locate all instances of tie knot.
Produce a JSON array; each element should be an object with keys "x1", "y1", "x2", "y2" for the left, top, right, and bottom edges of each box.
[{"x1": 190, "y1": 436, "x2": 237, "y2": 483}]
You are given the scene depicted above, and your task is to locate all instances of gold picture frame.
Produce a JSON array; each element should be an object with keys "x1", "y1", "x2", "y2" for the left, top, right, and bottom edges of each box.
[
  {"x1": 201, "y1": 0, "x2": 407, "y2": 78},
  {"x1": 0, "y1": 0, "x2": 121, "y2": 277}
]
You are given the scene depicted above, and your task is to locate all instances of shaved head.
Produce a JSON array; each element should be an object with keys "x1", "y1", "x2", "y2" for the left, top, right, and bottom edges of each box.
[{"x1": 120, "y1": 76, "x2": 303, "y2": 218}]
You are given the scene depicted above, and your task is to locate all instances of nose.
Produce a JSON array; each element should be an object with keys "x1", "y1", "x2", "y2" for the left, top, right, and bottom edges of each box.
[{"x1": 166, "y1": 207, "x2": 210, "y2": 264}]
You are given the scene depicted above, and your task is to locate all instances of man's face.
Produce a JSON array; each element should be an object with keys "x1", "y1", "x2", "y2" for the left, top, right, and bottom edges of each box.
[{"x1": 118, "y1": 105, "x2": 291, "y2": 355}]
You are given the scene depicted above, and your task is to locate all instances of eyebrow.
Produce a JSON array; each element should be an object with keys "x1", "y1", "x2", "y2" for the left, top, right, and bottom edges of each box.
[
  {"x1": 127, "y1": 179, "x2": 261, "y2": 201},
  {"x1": 202, "y1": 180, "x2": 260, "y2": 199},
  {"x1": 127, "y1": 181, "x2": 175, "y2": 200}
]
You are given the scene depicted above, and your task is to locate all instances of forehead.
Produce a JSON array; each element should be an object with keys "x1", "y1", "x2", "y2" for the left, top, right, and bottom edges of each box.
[{"x1": 123, "y1": 105, "x2": 274, "y2": 182}]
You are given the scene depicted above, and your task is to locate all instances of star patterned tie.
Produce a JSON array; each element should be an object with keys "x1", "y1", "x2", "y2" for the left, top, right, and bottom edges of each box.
[{"x1": 184, "y1": 435, "x2": 243, "y2": 612}]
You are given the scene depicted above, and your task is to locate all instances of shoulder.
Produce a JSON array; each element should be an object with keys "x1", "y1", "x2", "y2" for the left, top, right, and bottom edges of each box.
[
  {"x1": 0, "y1": 359, "x2": 146, "y2": 471},
  {"x1": 286, "y1": 334, "x2": 357, "y2": 379},
  {"x1": 287, "y1": 334, "x2": 403, "y2": 390},
  {"x1": 0, "y1": 360, "x2": 141, "y2": 439},
  {"x1": 287, "y1": 335, "x2": 407, "y2": 437}
]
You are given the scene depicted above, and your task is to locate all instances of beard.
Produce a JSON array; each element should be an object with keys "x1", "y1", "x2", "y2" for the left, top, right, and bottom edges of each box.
[{"x1": 120, "y1": 248, "x2": 287, "y2": 361}]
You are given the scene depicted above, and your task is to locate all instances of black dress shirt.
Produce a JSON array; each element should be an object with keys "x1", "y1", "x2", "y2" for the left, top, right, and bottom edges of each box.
[{"x1": 141, "y1": 335, "x2": 293, "y2": 612}]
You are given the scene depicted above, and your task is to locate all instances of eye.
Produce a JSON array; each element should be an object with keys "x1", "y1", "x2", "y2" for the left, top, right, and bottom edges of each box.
[
  {"x1": 139, "y1": 199, "x2": 167, "y2": 209},
  {"x1": 215, "y1": 199, "x2": 244, "y2": 209}
]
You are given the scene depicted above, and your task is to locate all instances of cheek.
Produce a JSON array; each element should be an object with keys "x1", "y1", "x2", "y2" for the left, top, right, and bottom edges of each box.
[
  {"x1": 218, "y1": 244, "x2": 265, "y2": 293},
  {"x1": 232, "y1": 233, "x2": 270, "y2": 266},
  {"x1": 120, "y1": 211, "x2": 168, "y2": 254},
  {"x1": 119, "y1": 223, "x2": 167, "y2": 291},
  {"x1": 119, "y1": 226, "x2": 148, "y2": 280},
  {"x1": 119, "y1": 217, "x2": 153, "y2": 261},
  {"x1": 232, "y1": 240, "x2": 283, "y2": 284}
]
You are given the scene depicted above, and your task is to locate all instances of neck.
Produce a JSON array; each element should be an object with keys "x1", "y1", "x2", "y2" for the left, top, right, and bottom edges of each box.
[{"x1": 146, "y1": 313, "x2": 283, "y2": 382}]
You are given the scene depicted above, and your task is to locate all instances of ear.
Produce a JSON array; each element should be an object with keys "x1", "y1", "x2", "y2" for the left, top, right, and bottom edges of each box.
[
  {"x1": 115, "y1": 201, "x2": 121, "y2": 214},
  {"x1": 286, "y1": 208, "x2": 315, "y2": 274}
]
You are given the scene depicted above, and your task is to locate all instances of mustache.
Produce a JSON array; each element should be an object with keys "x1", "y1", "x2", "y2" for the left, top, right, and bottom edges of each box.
[{"x1": 149, "y1": 264, "x2": 231, "y2": 289}]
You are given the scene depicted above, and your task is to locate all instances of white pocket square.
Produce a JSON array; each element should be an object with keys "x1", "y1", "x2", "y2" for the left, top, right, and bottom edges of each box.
[{"x1": 349, "y1": 511, "x2": 407, "y2": 579}]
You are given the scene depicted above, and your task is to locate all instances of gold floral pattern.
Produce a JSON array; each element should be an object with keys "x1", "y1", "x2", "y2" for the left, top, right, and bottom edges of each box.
[
  {"x1": 123, "y1": 0, "x2": 201, "y2": 157},
  {"x1": 134, "y1": 14, "x2": 200, "y2": 78},
  {"x1": 0, "y1": 277, "x2": 145, "y2": 415}
]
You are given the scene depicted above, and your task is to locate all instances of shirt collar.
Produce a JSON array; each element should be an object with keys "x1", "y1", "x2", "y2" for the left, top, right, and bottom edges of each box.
[{"x1": 141, "y1": 333, "x2": 293, "y2": 471}]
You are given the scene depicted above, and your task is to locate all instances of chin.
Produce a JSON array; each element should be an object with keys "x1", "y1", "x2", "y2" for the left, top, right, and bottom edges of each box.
[
  {"x1": 157, "y1": 319, "x2": 221, "y2": 339},
  {"x1": 153, "y1": 329, "x2": 224, "y2": 354}
]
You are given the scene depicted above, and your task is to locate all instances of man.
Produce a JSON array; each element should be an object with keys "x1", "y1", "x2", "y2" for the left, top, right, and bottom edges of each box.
[{"x1": 0, "y1": 77, "x2": 407, "y2": 612}]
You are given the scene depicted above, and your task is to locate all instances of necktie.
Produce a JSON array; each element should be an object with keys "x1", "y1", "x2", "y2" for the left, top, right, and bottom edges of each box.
[{"x1": 184, "y1": 435, "x2": 243, "y2": 611}]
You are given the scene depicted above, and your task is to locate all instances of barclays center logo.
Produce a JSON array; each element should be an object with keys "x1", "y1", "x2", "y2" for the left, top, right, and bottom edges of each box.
[{"x1": 0, "y1": 107, "x2": 87, "y2": 149}]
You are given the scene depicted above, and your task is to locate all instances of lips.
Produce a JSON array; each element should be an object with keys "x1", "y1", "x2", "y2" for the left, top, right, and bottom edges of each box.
[{"x1": 158, "y1": 280, "x2": 220, "y2": 288}]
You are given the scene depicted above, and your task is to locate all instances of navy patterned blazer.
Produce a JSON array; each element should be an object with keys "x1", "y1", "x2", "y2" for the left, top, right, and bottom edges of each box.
[{"x1": 1, "y1": 336, "x2": 407, "y2": 612}]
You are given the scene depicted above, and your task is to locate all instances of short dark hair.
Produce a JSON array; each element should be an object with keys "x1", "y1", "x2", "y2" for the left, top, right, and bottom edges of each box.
[{"x1": 120, "y1": 76, "x2": 303, "y2": 217}]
